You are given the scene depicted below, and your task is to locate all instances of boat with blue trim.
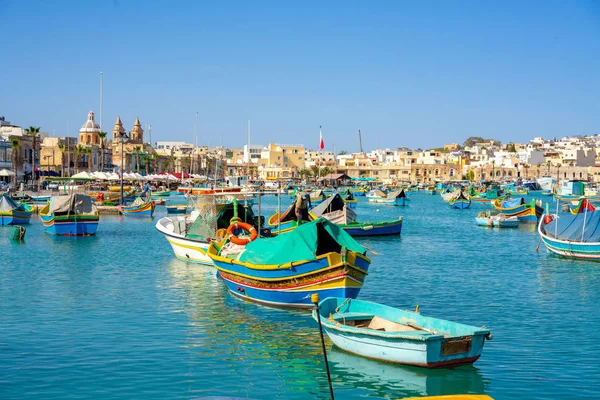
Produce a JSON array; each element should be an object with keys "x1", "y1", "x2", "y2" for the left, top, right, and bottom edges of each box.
[
  {"x1": 0, "y1": 194, "x2": 33, "y2": 225},
  {"x1": 492, "y1": 197, "x2": 543, "y2": 222},
  {"x1": 313, "y1": 297, "x2": 492, "y2": 368},
  {"x1": 119, "y1": 197, "x2": 155, "y2": 217},
  {"x1": 449, "y1": 191, "x2": 471, "y2": 209},
  {"x1": 538, "y1": 209, "x2": 600, "y2": 260},
  {"x1": 207, "y1": 218, "x2": 371, "y2": 308},
  {"x1": 39, "y1": 194, "x2": 99, "y2": 236}
]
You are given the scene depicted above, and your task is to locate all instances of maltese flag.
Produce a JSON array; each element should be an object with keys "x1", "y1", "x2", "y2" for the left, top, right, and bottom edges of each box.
[{"x1": 319, "y1": 126, "x2": 324, "y2": 150}]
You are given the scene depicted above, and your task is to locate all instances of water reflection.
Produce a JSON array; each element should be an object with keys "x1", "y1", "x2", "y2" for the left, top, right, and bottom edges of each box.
[{"x1": 328, "y1": 348, "x2": 488, "y2": 399}]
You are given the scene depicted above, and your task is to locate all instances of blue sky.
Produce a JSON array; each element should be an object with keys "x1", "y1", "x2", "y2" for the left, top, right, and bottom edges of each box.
[{"x1": 1, "y1": 0, "x2": 598, "y2": 152}]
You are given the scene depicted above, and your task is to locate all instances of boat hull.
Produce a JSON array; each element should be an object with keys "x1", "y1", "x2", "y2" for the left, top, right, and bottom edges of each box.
[
  {"x1": 0, "y1": 209, "x2": 33, "y2": 225},
  {"x1": 209, "y1": 248, "x2": 370, "y2": 308},
  {"x1": 155, "y1": 218, "x2": 212, "y2": 264},
  {"x1": 450, "y1": 200, "x2": 471, "y2": 209},
  {"x1": 40, "y1": 215, "x2": 99, "y2": 236},
  {"x1": 315, "y1": 297, "x2": 491, "y2": 368},
  {"x1": 323, "y1": 328, "x2": 484, "y2": 368},
  {"x1": 341, "y1": 219, "x2": 402, "y2": 236},
  {"x1": 120, "y1": 201, "x2": 155, "y2": 216}
]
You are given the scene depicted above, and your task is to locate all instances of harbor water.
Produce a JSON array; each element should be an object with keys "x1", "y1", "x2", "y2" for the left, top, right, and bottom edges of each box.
[{"x1": 1, "y1": 193, "x2": 599, "y2": 399}]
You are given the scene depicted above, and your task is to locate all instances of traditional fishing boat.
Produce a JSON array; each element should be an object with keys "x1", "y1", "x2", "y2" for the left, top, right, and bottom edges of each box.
[
  {"x1": 350, "y1": 187, "x2": 367, "y2": 196},
  {"x1": 311, "y1": 194, "x2": 402, "y2": 236},
  {"x1": 570, "y1": 198, "x2": 596, "y2": 215},
  {"x1": 339, "y1": 189, "x2": 358, "y2": 209},
  {"x1": 368, "y1": 190, "x2": 405, "y2": 206},
  {"x1": 153, "y1": 198, "x2": 166, "y2": 206},
  {"x1": 207, "y1": 218, "x2": 371, "y2": 308},
  {"x1": 39, "y1": 194, "x2": 99, "y2": 236},
  {"x1": 0, "y1": 194, "x2": 33, "y2": 225},
  {"x1": 366, "y1": 189, "x2": 386, "y2": 201},
  {"x1": 150, "y1": 190, "x2": 170, "y2": 197},
  {"x1": 538, "y1": 209, "x2": 600, "y2": 259},
  {"x1": 310, "y1": 189, "x2": 326, "y2": 204},
  {"x1": 119, "y1": 197, "x2": 155, "y2": 216},
  {"x1": 31, "y1": 195, "x2": 52, "y2": 204},
  {"x1": 492, "y1": 197, "x2": 543, "y2": 222},
  {"x1": 475, "y1": 210, "x2": 519, "y2": 228},
  {"x1": 166, "y1": 205, "x2": 188, "y2": 214},
  {"x1": 313, "y1": 297, "x2": 492, "y2": 368},
  {"x1": 449, "y1": 191, "x2": 471, "y2": 209},
  {"x1": 156, "y1": 200, "x2": 261, "y2": 264},
  {"x1": 441, "y1": 190, "x2": 458, "y2": 202}
]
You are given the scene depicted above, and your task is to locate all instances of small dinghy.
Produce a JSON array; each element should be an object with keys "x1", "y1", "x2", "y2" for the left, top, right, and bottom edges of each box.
[{"x1": 313, "y1": 297, "x2": 492, "y2": 368}]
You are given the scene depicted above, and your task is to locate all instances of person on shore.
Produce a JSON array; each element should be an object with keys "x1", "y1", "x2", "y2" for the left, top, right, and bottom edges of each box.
[
  {"x1": 143, "y1": 182, "x2": 150, "y2": 202},
  {"x1": 295, "y1": 192, "x2": 312, "y2": 225}
]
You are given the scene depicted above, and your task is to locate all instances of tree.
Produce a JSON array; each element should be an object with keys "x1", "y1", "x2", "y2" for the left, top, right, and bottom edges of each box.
[
  {"x1": 85, "y1": 147, "x2": 93, "y2": 172},
  {"x1": 338, "y1": 150, "x2": 348, "y2": 155},
  {"x1": 546, "y1": 160, "x2": 551, "y2": 175},
  {"x1": 298, "y1": 168, "x2": 311, "y2": 181},
  {"x1": 98, "y1": 131, "x2": 108, "y2": 171},
  {"x1": 151, "y1": 153, "x2": 159, "y2": 173},
  {"x1": 507, "y1": 143, "x2": 516, "y2": 152},
  {"x1": 524, "y1": 164, "x2": 530, "y2": 179},
  {"x1": 463, "y1": 136, "x2": 485, "y2": 147},
  {"x1": 556, "y1": 163, "x2": 562, "y2": 183},
  {"x1": 320, "y1": 166, "x2": 332, "y2": 177},
  {"x1": 310, "y1": 165, "x2": 320, "y2": 183},
  {"x1": 25, "y1": 126, "x2": 40, "y2": 177},
  {"x1": 466, "y1": 170, "x2": 475, "y2": 181},
  {"x1": 75, "y1": 145, "x2": 85, "y2": 173},
  {"x1": 10, "y1": 137, "x2": 21, "y2": 185},
  {"x1": 169, "y1": 156, "x2": 177, "y2": 174},
  {"x1": 134, "y1": 145, "x2": 142, "y2": 173},
  {"x1": 57, "y1": 143, "x2": 65, "y2": 177}
]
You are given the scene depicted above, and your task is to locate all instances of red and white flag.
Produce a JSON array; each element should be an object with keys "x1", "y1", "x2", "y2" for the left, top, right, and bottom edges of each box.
[{"x1": 319, "y1": 126, "x2": 324, "y2": 150}]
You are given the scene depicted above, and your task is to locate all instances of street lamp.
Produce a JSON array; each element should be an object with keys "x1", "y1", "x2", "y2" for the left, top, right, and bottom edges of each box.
[{"x1": 118, "y1": 131, "x2": 129, "y2": 205}]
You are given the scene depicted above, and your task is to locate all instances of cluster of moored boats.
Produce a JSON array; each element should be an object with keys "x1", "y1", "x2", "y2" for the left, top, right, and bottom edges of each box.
[{"x1": 155, "y1": 186, "x2": 495, "y2": 370}]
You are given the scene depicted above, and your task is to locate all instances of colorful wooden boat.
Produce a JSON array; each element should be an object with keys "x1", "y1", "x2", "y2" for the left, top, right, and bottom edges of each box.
[
  {"x1": 311, "y1": 194, "x2": 402, "y2": 236},
  {"x1": 39, "y1": 194, "x2": 99, "y2": 236},
  {"x1": 31, "y1": 195, "x2": 52, "y2": 204},
  {"x1": 538, "y1": 210, "x2": 600, "y2": 259},
  {"x1": 492, "y1": 197, "x2": 543, "y2": 222},
  {"x1": 313, "y1": 297, "x2": 492, "y2": 368},
  {"x1": 153, "y1": 198, "x2": 166, "y2": 206},
  {"x1": 339, "y1": 190, "x2": 358, "y2": 209},
  {"x1": 119, "y1": 198, "x2": 155, "y2": 216},
  {"x1": 166, "y1": 205, "x2": 188, "y2": 214},
  {"x1": 207, "y1": 218, "x2": 371, "y2": 308},
  {"x1": 309, "y1": 189, "x2": 326, "y2": 204},
  {"x1": 570, "y1": 198, "x2": 596, "y2": 215},
  {"x1": 475, "y1": 210, "x2": 519, "y2": 228},
  {"x1": 157, "y1": 202, "x2": 260, "y2": 264},
  {"x1": 350, "y1": 187, "x2": 367, "y2": 196},
  {"x1": 150, "y1": 190, "x2": 170, "y2": 197},
  {"x1": 0, "y1": 194, "x2": 33, "y2": 225},
  {"x1": 340, "y1": 218, "x2": 403, "y2": 236},
  {"x1": 449, "y1": 192, "x2": 471, "y2": 209}
]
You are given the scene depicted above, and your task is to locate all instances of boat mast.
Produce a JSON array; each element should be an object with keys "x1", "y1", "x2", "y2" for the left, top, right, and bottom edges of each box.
[
  {"x1": 247, "y1": 120, "x2": 250, "y2": 181},
  {"x1": 193, "y1": 112, "x2": 198, "y2": 175},
  {"x1": 359, "y1": 129, "x2": 364, "y2": 154}
]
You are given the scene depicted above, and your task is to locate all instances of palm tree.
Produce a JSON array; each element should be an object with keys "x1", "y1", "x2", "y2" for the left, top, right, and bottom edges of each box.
[
  {"x1": 134, "y1": 145, "x2": 142, "y2": 173},
  {"x1": 524, "y1": 164, "x2": 530, "y2": 179},
  {"x1": 10, "y1": 137, "x2": 21, "y2": 185},
  {"x1": 85, "y1": 148, "x2": 93, "y2": 172},
  {"x1": 320, "y1": 166, "x2": 332, "y2": 177},
  {"x1": 25, "y1": 126, "x2": 40, "y2": 177},
  {"x1": 57, "y1": 143, "x2": 65, "y2": 177},
  {"x1": 151, "y1": 153, "x2": 159, "y2": 173},
  {"x1": 298, "y1": 168, "x2": 311, "y2": 181},
  {"x1": 546, "y1": 161, "x2": 552, "y2": 175},
  {"x1": 98, "y1": 131, "x2": 108, "y2": 171},
  {"x1": 75, "y1": 145, "x2": 85, "y2": 173},
  {"x1": 310, "y1": 165, "x2": 320, "y2": 183},
  {"x1": 556, "y1": 163, "x2": 562, "y2": 184},
  {"x1": 169, "y1": 156, "x2": 177, "y2": 174}
]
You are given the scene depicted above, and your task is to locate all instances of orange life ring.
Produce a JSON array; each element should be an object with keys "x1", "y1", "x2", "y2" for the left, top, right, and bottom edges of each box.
[{"x1": 226, "y1": 222, "x2": 258, "y2": 245}]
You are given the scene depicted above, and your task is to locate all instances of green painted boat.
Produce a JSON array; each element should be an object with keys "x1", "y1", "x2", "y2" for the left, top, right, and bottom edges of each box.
[{"x1": 151, "y1": 190, "x2": 171, "y2": 197}]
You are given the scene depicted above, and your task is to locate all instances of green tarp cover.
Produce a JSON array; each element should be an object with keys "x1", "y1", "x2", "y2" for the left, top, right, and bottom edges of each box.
[{"x1": 238, "y1": 218, "x2": 365, "y2": 265}]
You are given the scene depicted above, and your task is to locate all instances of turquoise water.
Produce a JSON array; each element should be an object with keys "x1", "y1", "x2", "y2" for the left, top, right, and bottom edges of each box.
[{"x1": 1, "y1": 193, "x2": 599, "y2": 399}]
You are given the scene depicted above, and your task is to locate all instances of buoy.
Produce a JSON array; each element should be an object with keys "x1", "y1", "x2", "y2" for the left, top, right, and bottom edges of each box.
[
  {"x1": 376, "y1": 209, "x2": 380, "y2": 212},
  {"x1": 10, "y1": 225, "x2": 26, "y2": 241}
]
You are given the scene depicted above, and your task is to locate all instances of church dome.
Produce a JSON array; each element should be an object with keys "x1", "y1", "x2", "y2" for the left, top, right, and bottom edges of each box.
[{"x1": 80, "y1": 110, "x2": 101, "y2": 133}]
